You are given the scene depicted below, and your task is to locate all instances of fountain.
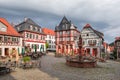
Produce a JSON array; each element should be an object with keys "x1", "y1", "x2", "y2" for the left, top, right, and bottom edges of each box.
[{"x1": 66, "y1": 35, "x2": 97, "y2": 68}]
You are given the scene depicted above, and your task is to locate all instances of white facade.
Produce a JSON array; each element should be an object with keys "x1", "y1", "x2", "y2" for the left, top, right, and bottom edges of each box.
[
  {"x1": 24, "y1": 41, "x2": 46, "y2": 52},
  {"x1": 0, "y1": 37, "x2": 23, "y2": 56},
  {"x1": 45, "y1": 35, "x2": 56, "y2": 51},
  {"x1": 81, "y1": 27, "x2": 104, "y2": 57}
]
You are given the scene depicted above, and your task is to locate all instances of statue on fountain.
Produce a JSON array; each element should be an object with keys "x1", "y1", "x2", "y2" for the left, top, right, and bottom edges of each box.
[{"x1": 66, "y1": 35, "x2": 97, "y2": 68}]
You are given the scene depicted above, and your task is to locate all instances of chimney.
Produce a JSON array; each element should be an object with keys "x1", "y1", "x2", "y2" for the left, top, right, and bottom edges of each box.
[
  {"x1": 24, "y1": 17, "x2": 28, "y2": 22},
  {"x1": 11, "y1": 22, "x2": 15, "y2": 27}
]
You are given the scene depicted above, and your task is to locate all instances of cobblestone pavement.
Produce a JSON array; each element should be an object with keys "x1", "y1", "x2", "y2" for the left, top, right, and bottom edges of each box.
[{"x1": 0, "y1": 52, "x2": 120, "y2": 80}]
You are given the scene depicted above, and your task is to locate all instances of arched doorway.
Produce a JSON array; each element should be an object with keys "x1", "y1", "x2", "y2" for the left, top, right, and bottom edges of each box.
[
  {"x1": 86, "y1": 48, "x2": 90, "y2": 55},
  {"x1": 92, "y1": 48, "x2": 97, "y2": 57}
]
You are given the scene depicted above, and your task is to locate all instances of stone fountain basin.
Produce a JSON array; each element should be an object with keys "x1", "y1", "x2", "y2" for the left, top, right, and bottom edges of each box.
[{"x1": 66, "y1": 60, "x2": 97, "y2": 68}]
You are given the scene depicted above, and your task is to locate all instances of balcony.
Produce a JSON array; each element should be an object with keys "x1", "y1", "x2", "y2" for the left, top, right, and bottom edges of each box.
[
  {"x1": 59, "y1": 41, "x2": 67, "y2": 44},
  {"x1": 67, "y1": 41, "x2": 74, "y2": 44},
  {"x1": 0, "y1": 41, "x2": 19, "y2": 45},
  {"x1": 89, "y1": 43, "x2": 96, "y2": 46}
]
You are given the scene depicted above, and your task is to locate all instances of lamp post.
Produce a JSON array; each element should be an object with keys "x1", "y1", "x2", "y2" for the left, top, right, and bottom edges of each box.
[{"x1": 78, "y1": 35, "x2": 82, "y2": 61}]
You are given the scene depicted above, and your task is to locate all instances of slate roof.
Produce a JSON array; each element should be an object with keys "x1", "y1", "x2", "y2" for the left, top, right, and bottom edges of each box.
[
  {"x1": 0, "y1": 18, "x2": 21, "y2": 37},
  {"x1": 83, "y1": 24, "x2": 104, "y2": 39},
  {"x1": 15, "y1": 18, "x2": 44, "y2": 34},
  {"x1": 55, "y1": 16, "x2": 77, "y2": 31}
]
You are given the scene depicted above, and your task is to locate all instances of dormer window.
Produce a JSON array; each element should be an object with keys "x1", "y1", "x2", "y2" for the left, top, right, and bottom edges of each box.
[
  {"x1": 0, "y1": 22, "x2": 7, "y2": 32},
  {"x1": 39, "y1": 28, "x2": 41, "y2": 33},
  {"x1": 63, "y1": 25, "x2": 65, "y2": 29},
  {"x1": 30, "y1": 25, "x2": 33, "y2": 30},
  {"x1": 35, "y1": 27, "x2": 37, "y2": 31},
  {"x1": 1, "y1": 27, "x2": 6, "y2": 32},
  {"x1": 17, "y1": 27, "x2": 20, "y2": 31}
]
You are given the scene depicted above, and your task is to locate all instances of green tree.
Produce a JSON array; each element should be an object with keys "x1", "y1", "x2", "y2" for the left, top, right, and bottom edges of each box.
[
  {"x1": 45, "y1": 42, "x2": 49, "y2": 50},
  {"x1": 112, "y1": 48, "x2": 117, "y2": 59}
]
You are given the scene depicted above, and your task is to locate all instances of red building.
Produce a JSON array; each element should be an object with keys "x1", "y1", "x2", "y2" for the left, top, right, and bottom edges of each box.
[
  {"x1": 115, "y1": 37, "x2": 120, "y2": 60},
  {"x1": 81, "y1": 24, "x2": 104, "y2": 57},
  {"x1": 55, "y1": 16, "x2": 80, "y2": 55}
]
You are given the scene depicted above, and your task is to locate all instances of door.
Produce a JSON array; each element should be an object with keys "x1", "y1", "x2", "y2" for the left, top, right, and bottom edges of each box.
[
  {"x1": 5, "y1": 48, "x2": 9, "y2": 56},
  {"x1": 92, "y1": 48, "x2": 97, "y2": 57}
]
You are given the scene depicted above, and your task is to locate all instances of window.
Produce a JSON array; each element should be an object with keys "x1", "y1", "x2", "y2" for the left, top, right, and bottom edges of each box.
[
  {"x1": 117, "y1": 42, "x2": 120, "y2": 46},
  {"x1": 12, "y1": 37, "x2": 17, "y2": 42},
  {"x1": 36, "y1": 35, "x2": 38, "y2": 39},
  {"x1": 88, "y1": 40, "x2": 92, "y2": 44},
  {"x1": 49, "y1": 35, "x2": 51, "y2": 39},
  {"x1": 86, "y1": 34, "x2": 89, "y2": 36},
  {"x1": 0, "y1": 36, "x2": 3, "y2": 41},
  {"x1": 63, "y1": 25, "x2": 65, "y2": 29},
  {"x1": 16, "y1": 38, "x2": 19, "y2": 42},
  {"x1": 17, "y1": 27, "x2": 20, "y2": 30},
  {"x1": 39, "y1": 28, "x2": 42, "y2": 33},
  {"x1": 88, "y1": 40, "x2": 97, "y2": 45},
  {"x1": 26, "y1": 33, "x2": 29, "y2": 38},
  {"x1": 67, "y1": 31, "x2": 70, "y2": 35},
  {"x1": 30, "y1": 34, "x2": 32, "y2": 38},
  {"x1": 49, "y1": 40, "x2": 51, "y2": 43},
  {"x1": 33, "y1": 34, "x2": 35, "y2": 39},
  {"x1": 4, "y1": 36, "x2": 8, "y2": 42},
  {"x1": 8, "y1": 37, "x2": 11, "y2": 42},
  {"x1": 35, "y1": 27, "x2": 37, "y2": 31},
  {"x1": 0, "y1": 22, "x2": 7, "y2": 32},
  {"x1": 30, "y1": 25, "x2": 33, "y2": 30},
  {"x1": 66, "y1": 37, "x2": 70, "y2": 41},
  {"x1": 93, "y1": 40, "x2": 97, "y2": 44},
  {"x1": 60, "y1": 32, "x2": 62, "y2": 35}
]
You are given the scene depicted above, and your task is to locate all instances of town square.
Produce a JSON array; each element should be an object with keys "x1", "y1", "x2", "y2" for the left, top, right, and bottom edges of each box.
[{"x1": 0, "y1": 0, "x2": 120, "y2": 80}]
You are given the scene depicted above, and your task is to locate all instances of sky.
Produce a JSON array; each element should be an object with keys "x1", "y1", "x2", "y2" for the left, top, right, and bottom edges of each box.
[{"x1": 0, "y1": 0, "x2": 120, "y2": 43}]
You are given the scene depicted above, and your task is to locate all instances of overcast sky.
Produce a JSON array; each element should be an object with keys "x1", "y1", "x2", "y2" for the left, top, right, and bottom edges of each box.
[{"x1": 0, "y1": 0, "x2": 120, "y2": 43}]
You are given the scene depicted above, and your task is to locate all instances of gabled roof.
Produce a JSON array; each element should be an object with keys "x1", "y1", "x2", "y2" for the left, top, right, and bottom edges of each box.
[
  {"x1": 15, "y1": 18, "x2": 43, "y2": 34},
  {"x1": 0, "y1": 18, "x2": 21, "y2": 37},
  {"x1": 55, "y1": 16, "x2": 77, "y2": 31},
  {"x1": 82, "y1": 24, "x2": 104, "y2": 39},
  {"x1": 42, "y1": 28, "x2": 55, "y2": 36},
  {"x1": 59, "y1": 16, "x2": 70, "y2": 25},
  {"x1": 83, "y1": 24, "x2": 91, "y2": 28}
]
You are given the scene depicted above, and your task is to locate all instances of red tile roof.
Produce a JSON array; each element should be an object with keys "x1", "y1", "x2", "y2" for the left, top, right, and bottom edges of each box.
[
  {"x1": 0, "y1": 18, "x2": 21, "y2": 37},
  {"x1": 83, "y1": 23, "x2": 104, "y2": 39},
  {"x1": 115, "y1": 37, "x2": 120, "y2": 40},
  {"x1": 83, "y1": 24, "x2": 91, "y2": 28},
  {"x1": 42, "y1": 28, "x2": 55, "y2": 35}
]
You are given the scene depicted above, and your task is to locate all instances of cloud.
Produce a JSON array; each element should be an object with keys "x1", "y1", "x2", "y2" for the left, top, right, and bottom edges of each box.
[{"x1": 0, "y1": 0, "x2": 120, "y2": 43}]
